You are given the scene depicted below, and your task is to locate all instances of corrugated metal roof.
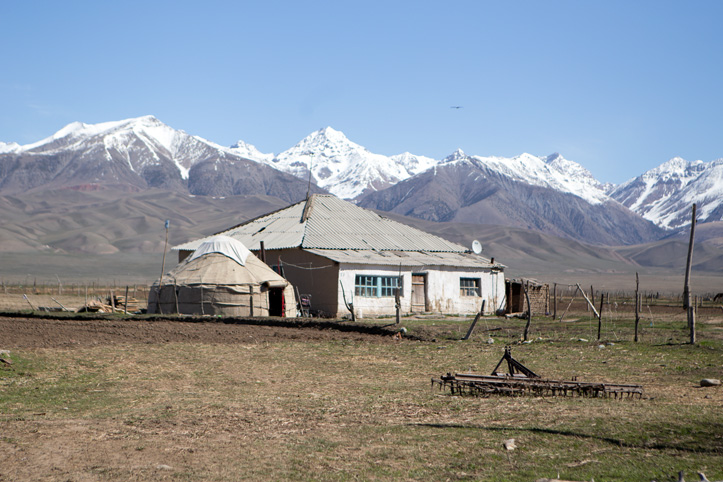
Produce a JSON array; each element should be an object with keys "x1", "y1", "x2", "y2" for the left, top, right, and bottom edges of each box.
[
  {"x1": 304, "y1": 248, "x2": 502, "y2": 268},
  {"x1": 174, "y1": 194, "x2": 479, "y2": 257}
]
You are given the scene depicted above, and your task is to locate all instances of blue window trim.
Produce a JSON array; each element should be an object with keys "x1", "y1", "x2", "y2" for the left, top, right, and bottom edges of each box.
[{"x1": 355, "y1": 275, "x2": 401, "y2": 298}]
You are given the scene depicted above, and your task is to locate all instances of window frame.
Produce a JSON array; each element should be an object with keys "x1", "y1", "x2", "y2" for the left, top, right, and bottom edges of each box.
[
  {"x1": 460, "y1": 277, "x2": 481, "y2": 297},
  {"x1": 355, "y1": 274, "x2": 402, "y2": 298}
]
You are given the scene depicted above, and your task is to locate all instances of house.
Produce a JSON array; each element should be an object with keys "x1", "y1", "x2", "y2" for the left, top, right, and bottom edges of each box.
[
  {"x1": 149, "y1": 235, "x2": 296, "y2": 317},
  {"x1": 173, "y1": 194, "x2": 505, "y2": 318}
]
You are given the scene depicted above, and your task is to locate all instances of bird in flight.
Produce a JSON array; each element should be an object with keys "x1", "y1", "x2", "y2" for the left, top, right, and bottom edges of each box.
[{"x1": 450, "y1": 106, "x2": 463, "y2": 109}]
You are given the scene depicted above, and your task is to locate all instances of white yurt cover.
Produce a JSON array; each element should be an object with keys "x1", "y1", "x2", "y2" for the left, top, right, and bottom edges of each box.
[{"x1": 188, "y1": 235, "x2": 251, "y2": 266}]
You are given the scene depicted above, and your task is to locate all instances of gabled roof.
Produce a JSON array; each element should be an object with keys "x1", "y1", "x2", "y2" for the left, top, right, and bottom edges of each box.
[
  {"x1": 175, "y1": 194, "x2": 469, "y2": 252},
  {"x1": 173, "y1": 194, "x2": 500, "y2": 268}
]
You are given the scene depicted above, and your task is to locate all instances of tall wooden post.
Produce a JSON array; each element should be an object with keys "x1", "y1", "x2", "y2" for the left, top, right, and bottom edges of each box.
[
  {"x1": 689, "y1": 296, "x2": 696, "y2": 344},
  {"x1": 552, "y1": 283, "x2": 557, "y2": 319},
  {"x1": 395, "y1": 288, "x2": 401, "y2": 325},
  {"x1": 683, "y1": 204, "x2": 696, "y2": 310},
  {"x1": 634, "y1": 272, "x2": 640, "y2": 342},
  {"x1": 597, "y1": 293, "x2": 604, "y2": 341},
  {"x1": 157, "y1": 220, "x2": 170, "y2": 315}
]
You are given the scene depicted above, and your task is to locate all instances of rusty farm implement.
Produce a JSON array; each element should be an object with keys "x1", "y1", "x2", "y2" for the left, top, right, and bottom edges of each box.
[{"x1": 433, "y1": 346, "x2": 643, "y2": 399}]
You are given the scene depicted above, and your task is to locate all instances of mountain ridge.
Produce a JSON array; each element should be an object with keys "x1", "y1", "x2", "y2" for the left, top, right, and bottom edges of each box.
[{"x1": 2, "y1": 116, "x2": 721, "y2": 243}]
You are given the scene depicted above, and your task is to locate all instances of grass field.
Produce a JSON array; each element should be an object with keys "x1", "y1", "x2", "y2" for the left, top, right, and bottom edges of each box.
[{"x1": 0, "y1": 305, "x2": 721, "y2": 481}]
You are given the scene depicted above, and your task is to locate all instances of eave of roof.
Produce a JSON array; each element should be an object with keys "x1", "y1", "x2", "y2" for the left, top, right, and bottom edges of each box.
[{"x1": 304, "y1": 248, "x2": 503, "y2": 269}]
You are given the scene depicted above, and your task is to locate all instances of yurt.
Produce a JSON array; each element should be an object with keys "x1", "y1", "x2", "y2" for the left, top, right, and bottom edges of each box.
[{"x1": 147, "y1": 235, "x2": 296, "y2": 317}]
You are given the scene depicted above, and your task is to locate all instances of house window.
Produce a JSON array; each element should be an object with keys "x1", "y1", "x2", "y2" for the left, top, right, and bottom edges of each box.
[
  {"x1": 381, "y1": 276, "x2": 401, "y2": 297},
  {"x1": 355, "y1": 275, "x2": 402, "y2": 297},
  {"x1": 460, "y1": 278, "x2": 480, "y2": 297},
  {"x1": 355, "y1": 275, "x2": 377, "y2": 297}
]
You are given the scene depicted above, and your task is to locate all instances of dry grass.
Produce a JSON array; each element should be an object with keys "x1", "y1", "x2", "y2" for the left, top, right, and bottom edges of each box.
[{"x1": 0, "y1": 312, "x2": 721, "y2": 481}]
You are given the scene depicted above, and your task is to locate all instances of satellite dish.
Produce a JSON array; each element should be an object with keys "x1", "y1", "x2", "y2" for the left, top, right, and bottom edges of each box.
[{"x1": 471, "y1": 240, "x2": 482, "y2": 254}]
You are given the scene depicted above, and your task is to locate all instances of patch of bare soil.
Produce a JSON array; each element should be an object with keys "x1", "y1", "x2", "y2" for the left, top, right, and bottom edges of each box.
[{"x1": 0, "y1": 316, "x2": 395, "y2": 349}]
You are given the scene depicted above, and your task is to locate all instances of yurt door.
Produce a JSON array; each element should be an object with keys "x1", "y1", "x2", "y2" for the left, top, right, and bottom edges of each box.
[{"x1": 268, "y1": 288, "x2": 284, "y2": 316}]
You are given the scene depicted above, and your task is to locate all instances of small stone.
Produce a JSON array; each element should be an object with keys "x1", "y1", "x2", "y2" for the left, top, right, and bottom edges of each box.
[
  {"x1": 700, "y1": 378, "x2": 721, "y2": 387},
  {"x1": 156, "y1": 464, "x2": 173, "y2": 471}
]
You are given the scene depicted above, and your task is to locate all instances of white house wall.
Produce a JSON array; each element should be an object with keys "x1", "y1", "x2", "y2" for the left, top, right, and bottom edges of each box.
[{"x1": 338, "y1": 264, "x2": 505, "y2": 317}]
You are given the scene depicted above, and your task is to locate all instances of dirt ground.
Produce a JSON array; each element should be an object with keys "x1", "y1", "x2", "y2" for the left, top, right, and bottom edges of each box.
[{"x1": 0, "y1": 316, "x2": 392, "y2": 349}]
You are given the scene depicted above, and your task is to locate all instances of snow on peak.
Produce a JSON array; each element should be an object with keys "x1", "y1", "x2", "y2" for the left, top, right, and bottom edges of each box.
[
  {"x1": 258, "y1": 128, "x2": 438, "y2": 199},
  {"x1": 0, "y1": 141, "x2": 21, "y2": 154},
  {"x1": 610, "y1": 156, "x2": 723, "y2": 229},
  {"x1": 442, "y1": 149, "x2": 468, "y2": 163},
  {"x1": 462, "y1": 152, "x2": 610, "y2": 205},
  {"x1": 229, "y1": 140, "x2": 274, "y2": 163},
  {"x1": 10, "y1": 115, "x2": 220, "y2": 180}
]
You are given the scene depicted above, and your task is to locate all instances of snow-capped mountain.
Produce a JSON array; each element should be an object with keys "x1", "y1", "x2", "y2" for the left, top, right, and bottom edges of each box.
[
  {"x1": 358, "y1": 150, "x2": 663, "y2": 245},
  {"x1": 244, "y1": 127, "x2": 438, "y2": 199},
  {"x1": 609, "y1": 157, "x2": 723, "y2": 229},
  {"x1": 0, "y1": 116, "x2": 322, "y2": 202},
  {"x1": 443, "y1": 151, "x2": 611, "y2": 205}
]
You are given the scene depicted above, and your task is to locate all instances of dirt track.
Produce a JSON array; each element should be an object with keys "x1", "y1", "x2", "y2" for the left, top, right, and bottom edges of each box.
[{"x1": 0, "y1": 316, "x2": 394, "y2": 349}]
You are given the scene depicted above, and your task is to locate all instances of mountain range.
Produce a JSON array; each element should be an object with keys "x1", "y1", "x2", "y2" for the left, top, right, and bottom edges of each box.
[
  {"x1": 0, "y1": 116, "x2": 324, "y2": 203},
  {"x1": 1, "y1": 115, "x2": 721, "y2": 251}
]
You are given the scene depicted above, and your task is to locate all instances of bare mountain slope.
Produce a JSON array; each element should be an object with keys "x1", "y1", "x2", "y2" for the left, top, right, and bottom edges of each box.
[
  {"x1": 358, "y1": 153, "x2": 664, "y2": 246},
  {"x1": 1, "y1": 189, "x2": 720, "y2": 291},
  {"x1": 0, "y1": 189, "x2": 288, "y2": 255}
]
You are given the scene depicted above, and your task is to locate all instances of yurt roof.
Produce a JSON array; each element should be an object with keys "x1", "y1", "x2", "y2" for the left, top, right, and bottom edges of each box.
[{"x1": 160, "y1": 236, "x2": 288, "y2": 287}]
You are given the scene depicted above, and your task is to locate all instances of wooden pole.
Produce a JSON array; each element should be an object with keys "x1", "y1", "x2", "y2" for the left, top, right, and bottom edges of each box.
[
  {"x1": 689, "y1": 296, "x2": 696, "y2": 344},
  {"x1": 124, "y1": 286, "x2": 129, "y2": 315},
  {"x1": 395, "y1": 289, "x2": 401, "y2": 325},
  {"x1": 552, "y1": 283, "x2": 557, "y2": 319},
  {"x1": 157, "y1": 220, "x2": 170, "y2": 314},
  {"x1": 634, "y1": 272, "x2": 640, "y2": 342},
  {"x1": 463, "y1": 300, "x2": 486, "y2": 340},
  {"x1": 576, "y1": 283, "x2": 600, "y2": 318},
  {"x1": 395, "y1": 264, "x2": 402, "y2": 324},
  {"x1": 558, "y1": 285, "x2": 579, "y2": 323},
  {"x1": 200, "y1": 278, "x2": 205, "y2": 316},
  {"x1": 597, "y1": 293, "x2": 604, "y2": 341},
  {"x1": 249, "y1": 286, "x2": 254, "y2": 317},
  {"x1": 340, "y1": 280, "x2": 355, "y2": 322},
  {"x1": 683, "y1": 204, "x2": 696, "y2": 310},
  {"x1": 259, "y1": 240, "x2": 266, "y2": 264},
  {"x1": 522, "y1": 280, "x2": 532, "y2": 341}
]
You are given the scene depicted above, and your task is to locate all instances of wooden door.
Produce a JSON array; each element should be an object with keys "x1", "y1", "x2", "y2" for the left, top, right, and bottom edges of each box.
[{"x1": 411, "y1": 274, "x2": 426, "y2": 312}]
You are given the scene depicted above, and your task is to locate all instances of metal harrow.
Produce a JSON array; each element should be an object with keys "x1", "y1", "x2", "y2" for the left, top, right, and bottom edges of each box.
[{"x1": 432, "y1": 347, "x2": 643, "y2": 399}]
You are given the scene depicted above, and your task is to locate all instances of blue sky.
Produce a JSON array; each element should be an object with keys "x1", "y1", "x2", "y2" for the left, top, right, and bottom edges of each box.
[{"x1": 1, "y1": 0, "x2": 721, "y2": 184}]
